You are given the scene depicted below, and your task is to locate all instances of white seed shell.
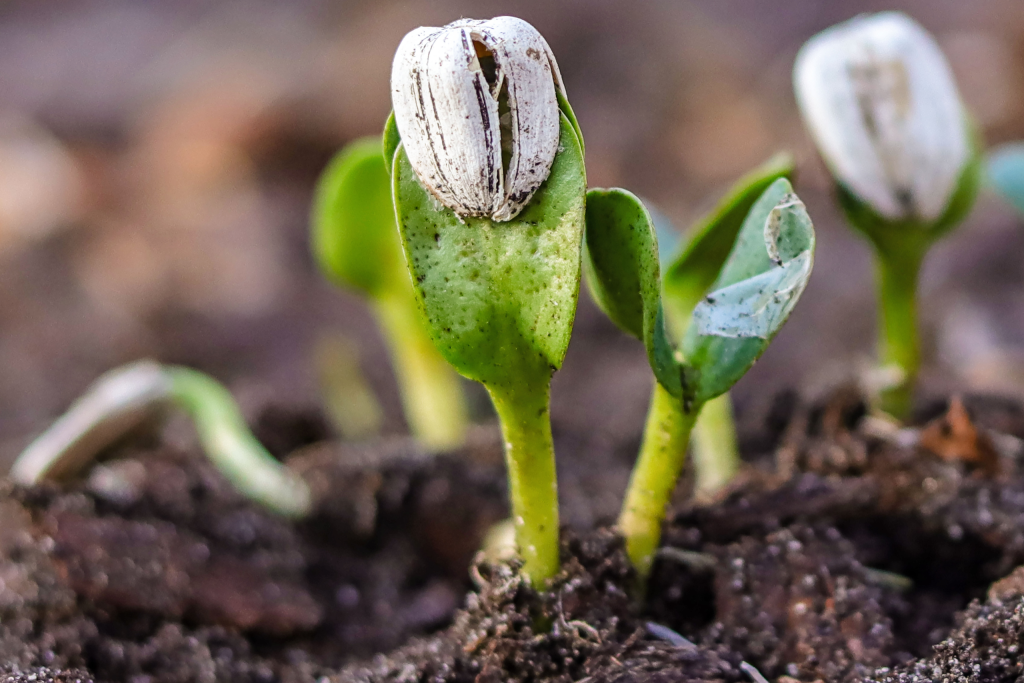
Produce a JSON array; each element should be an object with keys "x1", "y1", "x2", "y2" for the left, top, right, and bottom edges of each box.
[
  {"x1": 794, "y1": 12, "x2": 968, "y2": 222},
  {"x1": 391, "y1": 16, "x2": 564, "y2": 222},
  {"x1": 11, "y1": 360, "x2": 172, "y2": 484}
]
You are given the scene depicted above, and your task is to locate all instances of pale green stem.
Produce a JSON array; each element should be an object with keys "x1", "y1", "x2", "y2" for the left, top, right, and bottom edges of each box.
[
  {"x1": 619, "y1": 382, "x2": 700, "y2": 578},
  {"x1": 372, "y1": 294, "x2": 469, "y2": 450},
  {"x1": 167, "y1": 367, "x2": 312, "y2": 518},
  {"x1": 875, "y1": 246, "x2": 924, "y2": 420},
  {"x1": 692, "y1": 392, "x2": 739, "y2": 495},
  {"x1": 314, "y1": 334, "x2": 384, "y2": 440},
  {"x1": 485, "y1": 379, "x2": 560, "y2": 588}
]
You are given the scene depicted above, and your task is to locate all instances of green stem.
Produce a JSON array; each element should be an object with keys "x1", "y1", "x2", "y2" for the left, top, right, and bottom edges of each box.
[
  {"x1": 373, "y1": 294, "x2": 469, "y2": 450},
  {"x1": 619, "y1": 382, "x2": 700, "y2": 578},
  {"x1": 692, "y1": 392, "x2": 739, "y2": 495},
  {"x1": 166, "y1": 367, "x2": 312, "y2": 518},
  {"x1": 485, "y1": 379, "x2": 560, "y2": 588},
  {"x1": 875, "y1": 245, "x2": 924, "y2": 420}
]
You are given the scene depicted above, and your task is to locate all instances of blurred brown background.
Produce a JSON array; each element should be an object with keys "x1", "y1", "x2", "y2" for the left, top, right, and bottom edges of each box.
[{"x1": 3, "y1": 0, "x2": 1024, "y2": 467}]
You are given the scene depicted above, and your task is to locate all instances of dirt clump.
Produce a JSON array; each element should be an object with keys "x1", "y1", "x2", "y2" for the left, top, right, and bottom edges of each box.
[{"x1": 6, "y1": 391, "x2": 1024, "y2": 681}]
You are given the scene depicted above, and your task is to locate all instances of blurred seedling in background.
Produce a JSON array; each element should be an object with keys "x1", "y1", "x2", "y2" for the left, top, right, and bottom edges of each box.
[
  {"x1": 794, "y1": 12, "x2": 981, "y2": 419},
  {"x1": 12, "y1": 360, "x2": 311, "y2": 518},
  {"x1": 658, "y1": 154, "x2": 794, "y2": 495},
  {"x1": 389, "y1": 16, "x2": 586, "y2": 588},
  {"x1": 987, "y1": 143, "x2": 1024, "y2": 219},
  {"x1": 312, "y1": 137, "x2": 469, "y2": 450},
  {"x1": 312, "y1": 334, "x2": 385, "y2": 440},
  {"x1": 585, "y1": 178, "x2": 815, "y2": 580}
]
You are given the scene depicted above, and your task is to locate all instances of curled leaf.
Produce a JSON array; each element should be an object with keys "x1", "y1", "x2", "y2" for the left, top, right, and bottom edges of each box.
[
  {"x1": 662, "y1": 153, "x2": 794, "y2": 338},
  {"x1": 692, "y1": 250, "x2": 811, "y2": 339},
  {"x1": 583, "y1": 188, "x2": 682, "y2": 396},
  {"x1": 682, "y1": 179, "x2": 815, "y2": 403}
]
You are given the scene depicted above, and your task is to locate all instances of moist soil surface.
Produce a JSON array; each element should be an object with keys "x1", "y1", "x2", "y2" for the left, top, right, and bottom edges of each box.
[{"x1": 5, "y1": 390, "x2": 1024, "y2": 682}]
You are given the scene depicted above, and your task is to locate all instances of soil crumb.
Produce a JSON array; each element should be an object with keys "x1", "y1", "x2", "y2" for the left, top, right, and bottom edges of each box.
[{"x1": 7, "y1": 390, "x2": 1024, "y2": 681}]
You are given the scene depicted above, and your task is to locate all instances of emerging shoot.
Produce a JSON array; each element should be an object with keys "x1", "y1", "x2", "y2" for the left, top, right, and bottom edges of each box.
[
  {"x1": 313, "y1": 137, "x2": 469, "y2": 450},
  {"x1": 662, "y1": 154, "x2": 795, "y2": 495},
  {"x1": 584, "y1": 179, "x2": 815, "y2": 579},
  {"x1": 389, "y1": 16, "x2": 586, "y2": 588},
  {"x1": 12, "y1": 360, "x2": 311, "y2": 518},
  {"x1": 794, "y1": 12, "x2": 981, "y2": 418}
]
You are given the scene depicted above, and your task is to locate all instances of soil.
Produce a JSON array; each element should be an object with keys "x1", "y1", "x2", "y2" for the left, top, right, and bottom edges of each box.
[{"x1": 5, "y1": 389, "x2": 1024, "y2": 682}]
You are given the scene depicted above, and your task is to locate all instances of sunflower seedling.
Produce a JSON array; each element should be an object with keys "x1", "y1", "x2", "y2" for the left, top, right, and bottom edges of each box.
[
  {"x1": 584, "y1": 178, "x2": 815, "y2": 579},
  {"x1": 389, "y1": 16, "x2": 586, "y2": 587},
  {"x1": 11, "y1": 360, "x2": 311, "y2": 518},
  {"x1": 660, "y1": 153, "x2": 794, "y2": 494},
  {"x1": 794, "y1": 12, "x2": 981, "y2": 419},
  {"x1": 313, "y1": 137, "x2": 469, "y2": 450}
]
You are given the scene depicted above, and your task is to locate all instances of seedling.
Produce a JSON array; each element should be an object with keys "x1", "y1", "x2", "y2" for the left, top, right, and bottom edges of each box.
[
  {"x1": 988, "y1": 143, "x2": 1024, "y2": 218},
  {"x1": 794, "y1": 12, "x2": 981, "y2": 419},
  {"x1": 584, "y1": 178, "x2": 815, "y2": 578},
  {"x1": 388, "y1": 16, "x2": 586, "y2": 587},
  {"x1": 312, "y1": 137, "x2": 468, "y2": 450},
  {"x1": 661, "y1": 154, "x2": 794, "y2": 494},
  {"x1": 11, "y1": 360, "x2": 311, "y2": 518}
]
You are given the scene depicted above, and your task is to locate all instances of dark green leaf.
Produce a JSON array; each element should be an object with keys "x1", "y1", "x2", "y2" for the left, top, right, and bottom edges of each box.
[
  {"x1": 583, "y1": 188, "x2": 681, "y2": 396},
  {"x1": 311, "y1": 137, "x2": 405, "y2": 298},
  {"x1": 393, "y1": 113, "x2": 586, "y2": 388},
  {"x1": 681, "y1": 178, "x2": 815, "y2": 403},
  {"x1": 662, "y1": 153, "x2": 794, "y2": 338}
]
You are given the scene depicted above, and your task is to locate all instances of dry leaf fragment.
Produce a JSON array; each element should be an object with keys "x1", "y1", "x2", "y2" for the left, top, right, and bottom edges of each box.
[{"x1": 919, "y1": 396, "x2": 998, "y2": 475}]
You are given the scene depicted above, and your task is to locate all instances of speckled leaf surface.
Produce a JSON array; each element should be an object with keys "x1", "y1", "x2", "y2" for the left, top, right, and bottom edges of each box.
[
  {"x1": 311, "y1": 137, "x2": 405, "y2": 299},
  {"x1": 392, "y1": 113, "x2": 586, "y2": 387},
  {"x1": 662, "y1": 153, "x2": 794, "y2": 339},
  {"x1": 682, "y1": 178, "x2": 815, "y2": 403},
  {"x1": 583, "y1": 188, "x2": 681, "y2": 397}
]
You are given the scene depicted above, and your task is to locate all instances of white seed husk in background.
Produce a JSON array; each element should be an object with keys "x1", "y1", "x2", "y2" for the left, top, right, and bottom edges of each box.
[
  {"x1": 391, "y1": 16, "x2": 565, "y2": 222},
  {"x1": 11, "y1": 360, "x2": 172, "y2": 484},
  {"x1": 794, "y1": 12, "x2": 968, "y2": 222}
]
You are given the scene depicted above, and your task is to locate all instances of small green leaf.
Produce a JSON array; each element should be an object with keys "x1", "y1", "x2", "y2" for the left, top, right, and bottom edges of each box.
[
  {"x1": 383, "y1": 111, "x2": 401, "y2": 176},
  {"x1": 311, "y1": 137, "x2": 405, "y2": 299},
  {"x1": 988, "y1": 142, "x2": 1024, "y2": 218},
  {"x1": 662, "y1": 153, "x2": 794, "y2": 338},
  {"x1": 583, "y1": 188, "x2": 681, "y2": 396},
  {"x1": 682, "y1": 178, "x2": 815, "y2": 403},
  {"x1": 393, "y1": 113, "x2": 586, "y2": 388}
]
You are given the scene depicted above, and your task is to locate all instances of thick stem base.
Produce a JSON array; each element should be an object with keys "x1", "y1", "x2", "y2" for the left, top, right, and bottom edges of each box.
[
  {"x1": 619, "y1": 382, "x2": 699, "y2": 578},
  {"x1": 486, "y1": 380, "x2": 560, "y2": 588}
]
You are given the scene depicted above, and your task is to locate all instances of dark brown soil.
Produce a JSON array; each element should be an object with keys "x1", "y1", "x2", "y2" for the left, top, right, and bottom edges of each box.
[
  {"x1": 6, "y1": 389, "x2": 1024, "y2": 682},
  {"x1": 0, "y1": 410, "x2": 509, "y2": 682}
]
